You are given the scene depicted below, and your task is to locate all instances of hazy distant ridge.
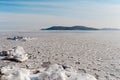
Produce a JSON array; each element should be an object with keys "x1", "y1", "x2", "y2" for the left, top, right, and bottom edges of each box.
[
  {"x1": 41, "y1": 26, "x2": 99, "y2": 30},
  {"x1": 41, "y1": 26, "x2": 120, "y2": 30},
  {"x1": 101, "y1": 28, "x2": 120, "y2": 30}
]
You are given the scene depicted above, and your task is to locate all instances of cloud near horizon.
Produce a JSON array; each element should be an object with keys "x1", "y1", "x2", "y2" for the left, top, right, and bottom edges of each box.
[{"x1": 0, "y1": 0, "x2": 120, "y2": 30}]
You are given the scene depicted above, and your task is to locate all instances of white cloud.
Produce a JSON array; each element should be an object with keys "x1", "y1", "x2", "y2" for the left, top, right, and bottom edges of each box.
[
  {"x1": 1, "y1": 1, "x2": 120, "y2": 30},
  {"x1": 0, "y1": 11, "x2": 120, "y2": 30},
  {"x1": 0, "y1": 13, "x2": 86, "y2": 30}
]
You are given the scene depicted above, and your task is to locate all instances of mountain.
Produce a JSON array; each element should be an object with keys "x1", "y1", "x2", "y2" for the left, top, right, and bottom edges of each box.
[
  {"x1": 41, "y1": 26, "x2": 99, "y2": 30},
  {"x1": 101, "y1": 28, "x2": 120, "y2": 30}
]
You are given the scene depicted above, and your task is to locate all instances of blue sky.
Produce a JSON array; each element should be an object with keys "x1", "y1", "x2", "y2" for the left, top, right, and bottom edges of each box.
[{"x1": 0, "y1": 0, "x2": 120, "y2": 30}]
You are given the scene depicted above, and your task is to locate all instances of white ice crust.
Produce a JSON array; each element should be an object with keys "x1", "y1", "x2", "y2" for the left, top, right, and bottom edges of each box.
[{"x1": 0, "y1": 64, "x2": 97, "y2": 80}]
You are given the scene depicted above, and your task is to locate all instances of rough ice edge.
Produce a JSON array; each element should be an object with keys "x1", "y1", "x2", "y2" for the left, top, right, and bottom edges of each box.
[
  {"x1": 0, "y1": 63, "x2": 97, "y2": 80},
  {"x1": 0, "y1": 46, "x2": 28, "y2": 62},
  {"x1": 7, "y1": 36, "x2": 36, "y2": 41}
]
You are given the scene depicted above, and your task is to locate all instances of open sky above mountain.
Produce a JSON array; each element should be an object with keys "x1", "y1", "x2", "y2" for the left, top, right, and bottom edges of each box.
[{"x1": 0, "y1": 0, "x2": 120, "y2": 30}]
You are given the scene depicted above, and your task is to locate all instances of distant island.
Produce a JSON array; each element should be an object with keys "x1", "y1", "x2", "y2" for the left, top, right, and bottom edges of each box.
[
  {"x1": 41, "y1": 26, "x2": 99, "y2": 30},
  {"x1": 101, "y1": 28, "x2": 120, "y2": 30},
  {"x1": 41, "y1": 26, "x2": 120, "y2": 31}
]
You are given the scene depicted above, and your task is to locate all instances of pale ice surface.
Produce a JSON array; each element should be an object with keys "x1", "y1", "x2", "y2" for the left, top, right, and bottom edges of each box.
[{"x1": 0, "y1": 30, "x2": 120, "y2": 80}]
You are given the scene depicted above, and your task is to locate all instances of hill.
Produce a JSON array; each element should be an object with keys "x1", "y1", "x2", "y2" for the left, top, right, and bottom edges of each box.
[{"x1": 41, "y1": 26, "x2": 99, "y2": 30}]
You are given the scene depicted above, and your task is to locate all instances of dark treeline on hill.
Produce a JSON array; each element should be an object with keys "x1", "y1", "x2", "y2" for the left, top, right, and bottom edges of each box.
[{"x1": 41, "y1": 26, "x2": 99, "y2": 30}]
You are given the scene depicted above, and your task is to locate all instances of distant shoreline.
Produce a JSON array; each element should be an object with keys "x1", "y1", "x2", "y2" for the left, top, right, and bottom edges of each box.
[{"x1": 41, "y1": 26, "x2": 120, "y2": 31}]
